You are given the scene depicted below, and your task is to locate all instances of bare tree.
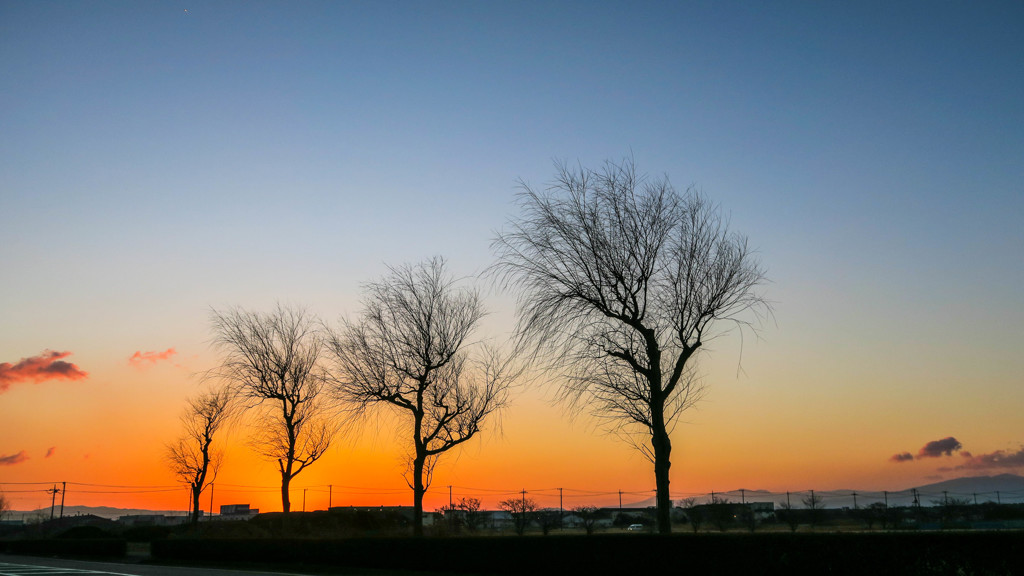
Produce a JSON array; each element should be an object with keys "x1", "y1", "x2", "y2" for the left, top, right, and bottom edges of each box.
[
  {"x1": 166, "y1": 387, "x2": 232, "y2": 526},
  {"x1": 492, "y1": 157, "x2": 770, "y2": 534},
  {"x1": 778, "y1": 498, "x2": 800, "y2": 532},
  {"x1": 499, "y1": 495, "x2": 539, "y2": 536},
  {"x1": 572, "y1": 505, "x2": 602, "y2": 535},
  {"x1": 210, "y1": 305, "x2": 335, "y2": 513},
  {"x1": 802, "y1": 490, "x2": 823, "y2": 528},
  {"x1": 457, "y1": 497, "x2": 484, "y2": 532},
  {"x1": 327, "y1": 258, "x2": 515, "y2": 536},
  {"x1": 678, "y1": 497, "x2": 704, "y2": 533}
]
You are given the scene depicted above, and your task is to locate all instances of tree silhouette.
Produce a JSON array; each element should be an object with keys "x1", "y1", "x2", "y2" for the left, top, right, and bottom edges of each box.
[
  {"x1": 678, "y1": 497, "x2": 704, "y2": 533},
  {"x1": 573, "y1": 505, "x2": 602, "y2": 535},
  {"x1": 500, "y1": 495, "x2": 539, "y2": 536},
  {"x1": 327, "y1": 258, "x2": 516, "y2": 536},
  {"x1": 456, "y1": 497, "x2": 484, "y2": 532},
  {"x1": 492, "y1": 157, "x2": 770, "y2": 533},
  {"x1": 166, "y1": 387, "x2": 232, "y2": 526},
  {"x1": 802, "y1": 490, "x2": 823, "y2": 528},
  {"x1": 210, "y1": 305, "x2": 336, "y2": 513}
]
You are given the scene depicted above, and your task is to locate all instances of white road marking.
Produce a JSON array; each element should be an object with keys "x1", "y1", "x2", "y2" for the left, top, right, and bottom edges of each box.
[{"x1": 0, "y1": 563, "x2": 138, "y2": 576}]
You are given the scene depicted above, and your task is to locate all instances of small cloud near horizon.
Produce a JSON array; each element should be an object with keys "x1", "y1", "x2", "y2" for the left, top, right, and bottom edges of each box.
[
  {"x1": 128, "y1": 348, "x2": 177, "y2": 368},
  {"x1": 917, "y1": 437, "x2": 963, "y2": 458},
  {"x1": 45, "y1": 446, "x2": 56, "y2": 458},
  {"x1": 939, "y1": 446, "x2": 1024, "y2": 472},
  {"x1": 0, "y1": 451, "x2": 29, "y2": 466},
  {"x1": 0, "y1": 350, "x2": 88, "y2": 392},
  {"x1": 890, "y1": 452, "x2": 914, "y2": 463}
]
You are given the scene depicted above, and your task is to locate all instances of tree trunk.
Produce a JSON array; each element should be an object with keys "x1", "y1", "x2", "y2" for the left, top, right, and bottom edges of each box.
[
  {"x1": 652, "y1": 415, "x2": 673, "y2": 534},
  {"x1": 190, "y1": 485, "x2": 202, "y2": 526},
  {"x1": 412, "y1": 454, "x2": 425, "y2": 537},
  {"x1": 281, "y1": 473, "x2": 291, "y2": 513}
]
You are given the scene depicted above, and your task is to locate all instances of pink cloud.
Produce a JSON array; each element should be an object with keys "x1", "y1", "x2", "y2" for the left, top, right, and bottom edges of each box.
[
  {"x1": 45, "y1": 446, "x2": 56, "y2": 458},
  {"x1": 0, "y1": 451, "x2": 29, "y2": 466},
  {"x1": 128, "y1": 348, "x2": 177, "y2": 368},
  {"x1": 0, "y1": 350, "x2": 88, "y2": 392}
]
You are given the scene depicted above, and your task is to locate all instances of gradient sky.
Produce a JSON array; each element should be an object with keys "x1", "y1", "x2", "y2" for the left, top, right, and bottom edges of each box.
[{"x1": 2, "y1": 1, "x2": 1023, "y2": 514}]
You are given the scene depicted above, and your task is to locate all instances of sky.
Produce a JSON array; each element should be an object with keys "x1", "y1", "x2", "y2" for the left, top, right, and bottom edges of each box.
[{"x1": 2, "y1": 1, "x2": 1023, "y2": 515}]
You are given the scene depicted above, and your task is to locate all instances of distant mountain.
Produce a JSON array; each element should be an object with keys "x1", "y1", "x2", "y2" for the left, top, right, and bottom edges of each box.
[
  {"x1": 656, "y1": 474, "x2": 1024, "y2": 510},
  {"x1": 909, "y1": 473, "x2": 1024, "y2": 495},
  {"x1": 11, "y1": 505, "x2": 188, "y2": 521}
]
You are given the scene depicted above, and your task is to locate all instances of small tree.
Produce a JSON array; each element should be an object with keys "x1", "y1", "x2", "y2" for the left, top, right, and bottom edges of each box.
[
  {"x1": 778, "y1": 496, "x2": 800, "y2": 532},
  {"x1": 210, "y1": 305, "x2": 336, "y2": 513},
  {"x1": 500, "y1": 496, "x2": 538, "y2": 536},
  {"x1": 166, "y1": 387, "x2": 232, "y2": 526},
  {"x1": 802, "y1": 490, "x2": 823, "y2": 528},
  {"x1": 573, "y1": 506, "x2": 602, "y2": 535},
  {"x1": 457, "y1": 497, "x2": 484, "y2": 532},
  {"x1": 863, "y1": 502, "x2": 887, "y2": 530},
  {"x1": 328, "y1": 258, "x2": 517, "y2": 536},
  {"x1": 678, "y1": 498, "x2": 704, "y2": 533},
  {"x1": 707, "y1": 495, "x2": 734, "y2": 532}
]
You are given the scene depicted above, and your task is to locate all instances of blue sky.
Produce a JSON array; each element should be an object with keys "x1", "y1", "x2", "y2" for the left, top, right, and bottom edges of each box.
[{"x1": 2, "y1": 1, "x2": 1023, "y2": 505}]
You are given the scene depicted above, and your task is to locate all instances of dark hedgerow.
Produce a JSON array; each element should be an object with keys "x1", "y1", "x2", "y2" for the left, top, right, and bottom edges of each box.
[{"x1": 152, "y1": 532, "x2": 1024, "y2": 575}]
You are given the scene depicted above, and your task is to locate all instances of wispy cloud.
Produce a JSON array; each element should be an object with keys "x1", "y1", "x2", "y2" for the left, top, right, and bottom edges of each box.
[
  {"x1": 890, "y1": 452, "x2": 914, "y2": 463},
  {"x1": 918, "y1": 437, "x2": 962, "y2": 458},
  {"x1": 943, "y1": 447, "x2": 1024, "y2": 471},
  {"x1": 45, "y1": 446, "x2": 57, "y2": 458},
  {"x1": 0, "y1": 350, "x2": 88, "y2": 392},
  {"x1": 128, "y1": 348, "x2": 177, "y2": 368},
  {"x1": 0, "y1": 451, "x2": 29, "y2": 466}
]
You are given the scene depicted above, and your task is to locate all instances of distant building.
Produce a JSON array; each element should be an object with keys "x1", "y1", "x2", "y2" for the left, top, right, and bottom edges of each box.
[{"x1": 219, "y1": 504, "x2": 259, "y2": 520}]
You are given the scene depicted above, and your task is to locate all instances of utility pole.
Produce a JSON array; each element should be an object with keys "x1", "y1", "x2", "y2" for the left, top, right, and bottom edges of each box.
[
  {"x1": 883, "y1": 490, "x2": 888, "y2": 509},
  {"x1": 448, "y1": 485, "x2": 453, "y2": 512},
  {"x1": 618, "y1": 490, "x2": 622, "y2": 510},
  {"x1": 521, "y1": 489, "x2": 527, "y2": 510},
  {"x1": 60, "y1": 481, "x2": 66, "y2": 518},
  {"x1": 209, "y1": 483, "x2": 215, "y2": 521},
  {"x1": 740, "y1": 489, "x2": 745, "y2": 505},
  {"x1": 786, "y1": 491, "x2": 791, "y2": 508},
  {"x1": 47, "y1": 485, "x2": 61, "y2": 520},
  {"x1": 329, "y1": 485, "x2": 332, "y2": 509},
  {"x1": 558, "y1": 487, "x2": 563, "y2": 530},
  {"x1": 303, "y1": 488, "x2": 307, "y2": 512},
  {"x1": 851, "y1": 492, "x2": 858, "y2": 509}
]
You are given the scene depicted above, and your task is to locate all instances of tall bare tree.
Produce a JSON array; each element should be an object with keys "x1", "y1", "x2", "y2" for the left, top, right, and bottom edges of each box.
[
  {"x1": 166, "y1": 387, "x2": 232, "y2": 526},
  {"x1": 210, "y1": 305, "x2": 335, "y2": 513},
  {"x1": 492, "y1": 157, "x2": 769, "y2": 534},
  {"x1": 327, "y1": 258, "x2": 515, "y2": 536}
]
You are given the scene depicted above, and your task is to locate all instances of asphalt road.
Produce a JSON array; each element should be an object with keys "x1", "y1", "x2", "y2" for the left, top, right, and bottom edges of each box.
[{"x1": 0, "y1": 555, "x2": 322, "y2": 576}]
